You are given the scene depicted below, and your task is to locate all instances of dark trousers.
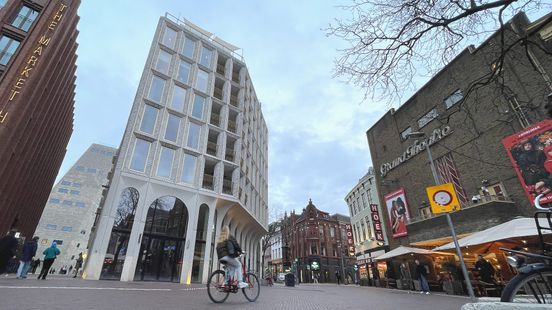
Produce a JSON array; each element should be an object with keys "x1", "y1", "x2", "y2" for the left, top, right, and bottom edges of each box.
[{"x1": 38, "y1": 259, "x2": 55, "y2": 279}]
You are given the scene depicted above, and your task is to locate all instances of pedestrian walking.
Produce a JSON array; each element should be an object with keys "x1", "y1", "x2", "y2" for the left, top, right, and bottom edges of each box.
[
  {"x1": 37, "y1": 242, "x2": 60, "y2": 280},
  {"x1": 16, "y1": 236, "x2": 38, "y2": 279},
  {"x1": 313, "y1": 272, "x2": 319, "y2": 284},
  {"x1": 0, "y1": 229, "x2": 19, "y2": 275},
  {"x1": 30, "y1": 259, "x2": 40, "y2": 274},
  {"x1": 73, "y1": 253, "x2": 83, "y2": 278},
  {"x1": 335, "y1": 270, "x2": 341, "y2": 285},
  {"x1": 415, "y1": 259, "x2": 430, "y2": 294}
]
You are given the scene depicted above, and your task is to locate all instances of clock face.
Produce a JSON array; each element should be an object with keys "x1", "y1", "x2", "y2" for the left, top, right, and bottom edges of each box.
[{"x1": 433, "y1": 190, "x2": 452, "y2": 206}]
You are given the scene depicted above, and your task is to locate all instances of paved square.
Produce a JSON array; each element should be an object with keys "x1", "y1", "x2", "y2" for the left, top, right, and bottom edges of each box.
[{"x1": 0, "y1": 276, "x2": 469, "y2": 310}]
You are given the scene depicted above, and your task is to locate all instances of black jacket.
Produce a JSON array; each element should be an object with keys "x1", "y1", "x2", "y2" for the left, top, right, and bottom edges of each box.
[{"x1": 216, "y1": 236, "x2": 242, "y2": 258}]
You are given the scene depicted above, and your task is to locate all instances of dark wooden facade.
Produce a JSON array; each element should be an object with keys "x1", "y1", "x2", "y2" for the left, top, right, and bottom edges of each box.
[{"x1": 0, "y1": 0, "x2": 80, "y2": 239}]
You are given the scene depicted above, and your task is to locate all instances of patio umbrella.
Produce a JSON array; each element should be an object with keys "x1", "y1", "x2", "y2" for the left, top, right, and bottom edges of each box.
[
  {"x1": 375, "y1": 246, "x2": 450, "y2": 260},
  {"x1": 434, "y1": 217, "x2": 550, "y2": 251}
]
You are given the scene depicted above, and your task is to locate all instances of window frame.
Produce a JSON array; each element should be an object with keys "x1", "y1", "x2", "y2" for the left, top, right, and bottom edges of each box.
[
  {"x1": 129, "y1": 138, "x2": 151, "y2": 173},
  {"x1": 444, "y1": 89, "x2": 464, "y2": 109},
  {"x1": 417, "y1": 108, "x2": 438, "y2": 129}
]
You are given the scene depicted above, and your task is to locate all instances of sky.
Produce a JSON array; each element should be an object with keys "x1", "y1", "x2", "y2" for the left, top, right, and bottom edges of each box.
[{"x1": 57, "y1": 0, "x2": 390, "y2": 221}]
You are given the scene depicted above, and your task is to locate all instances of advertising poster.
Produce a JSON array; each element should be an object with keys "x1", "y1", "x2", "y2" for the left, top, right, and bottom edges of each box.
[
  {"x1": 384, "y1": 188, "x2": 410, "y2": 238},
  {"x1": 502, "y1": 119, "x2": 552, "y2": 205}
]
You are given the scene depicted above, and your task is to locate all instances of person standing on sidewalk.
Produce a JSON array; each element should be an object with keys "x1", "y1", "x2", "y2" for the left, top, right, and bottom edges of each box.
[
  {"x1": 16, "y1": 236, "x2": 38, "y2": 278},
  {"x1": 37, "y1": 242, "x2": 60, "y2": 280},
  {"x1": 0, "y1": 229, "x2": 19, "y2": 275},
  {"x1": 415, "y1": 259, "x2": 430, "y2": 294},
  {"x1": 335, "y1": 270, "x2": 341, "y2": 285}
]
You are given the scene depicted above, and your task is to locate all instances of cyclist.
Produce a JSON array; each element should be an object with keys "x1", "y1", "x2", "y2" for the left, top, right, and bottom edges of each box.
[{"x1": 216, "y1": 226, "x2": 248, "y2": 289}]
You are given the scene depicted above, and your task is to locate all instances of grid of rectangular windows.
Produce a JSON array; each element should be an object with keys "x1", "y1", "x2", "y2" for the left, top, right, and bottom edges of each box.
[{"x1": 11, "y1": 5, "x2": 39, "y2": 32}]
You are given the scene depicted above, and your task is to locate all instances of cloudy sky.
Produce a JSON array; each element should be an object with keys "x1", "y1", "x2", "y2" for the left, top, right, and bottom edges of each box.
[{"x1": 58, "y1": 0, "x2": 391, "y2": 220}]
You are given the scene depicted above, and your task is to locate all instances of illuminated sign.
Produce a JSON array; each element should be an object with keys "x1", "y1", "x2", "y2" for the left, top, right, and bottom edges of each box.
[
  {"x1": 345, "y1": 224, "x2": 355, "y2": 256},
  {"x1": 370, "y1": 204, "x2": 385, "y2": 242},
  {"x1": 0, "y1": 2, "x2": 67, "y2": 125}
]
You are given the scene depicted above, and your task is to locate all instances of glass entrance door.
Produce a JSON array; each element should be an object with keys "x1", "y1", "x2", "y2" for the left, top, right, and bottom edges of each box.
[{"x1": 135, "y1": 235, "x2": 184, "y2": 282}]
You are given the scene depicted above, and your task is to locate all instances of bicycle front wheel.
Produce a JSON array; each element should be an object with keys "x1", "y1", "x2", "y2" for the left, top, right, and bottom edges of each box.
[
  {"x1": 501, "y1": 267, "x2": 552, "y2": 303},
  {"x1": 207, "y1": 270, "x2": 229, "y2": 303},
  {"x1": 242, "y1": 272, "x2": 260, "y2": 302}
]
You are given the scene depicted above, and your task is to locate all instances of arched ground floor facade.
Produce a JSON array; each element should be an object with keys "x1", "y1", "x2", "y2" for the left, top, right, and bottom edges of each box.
[{"x1": 83, "y1": 172, "x2": 266, "y2": 284}]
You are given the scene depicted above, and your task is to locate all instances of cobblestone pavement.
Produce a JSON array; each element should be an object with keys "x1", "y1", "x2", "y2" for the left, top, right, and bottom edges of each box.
[{"x1": 0, "y1": 275, "x2": 469, "y2": 310}]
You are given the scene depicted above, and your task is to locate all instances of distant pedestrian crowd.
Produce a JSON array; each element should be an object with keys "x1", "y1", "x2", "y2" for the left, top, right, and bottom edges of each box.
[{"x1": 0, "y1": 229, "x2": 83, "y2": 280}]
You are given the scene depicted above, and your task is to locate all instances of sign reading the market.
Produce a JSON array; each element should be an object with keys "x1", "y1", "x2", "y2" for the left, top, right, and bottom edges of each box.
[
  {"x1": 426, "y1": 183, "x2": 461, "y2": 214},
  {"x1": 502, "y1": 119, "x2": 552, "y2": 205},
  {"x1": 370, "y1": 204, "x2": 385, "y2": 241},
  {"x1": 345, "y1": 224, "x2": 355, "y2": 256},
  {"x1": 380, "y1": 126, "x2": 453, "y2": 176},
  {"x1": 384, "y1": 188, "x2": 410, "y2": 239},
  {"x1": 0, "y1": 2, "x2": 68, "y2": 125}
]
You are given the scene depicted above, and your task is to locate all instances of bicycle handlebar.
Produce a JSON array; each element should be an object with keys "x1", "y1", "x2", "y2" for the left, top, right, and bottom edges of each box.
[{"x1": 534, "y1": 193, "x2": 547, "y2": 210}]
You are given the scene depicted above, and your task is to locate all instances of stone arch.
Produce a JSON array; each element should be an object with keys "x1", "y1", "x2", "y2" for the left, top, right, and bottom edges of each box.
[
  {"x1": 134, "y1": 196, "x2": 188, "y2": 282},
  {"x1": 100, "y1": 187, "x2": 139, "y2": 280}
]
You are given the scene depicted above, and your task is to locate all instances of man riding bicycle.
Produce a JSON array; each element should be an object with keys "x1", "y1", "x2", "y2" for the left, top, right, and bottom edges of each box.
[{"x1": 216, "y1": 226, "x2": 248, "y2": 289}]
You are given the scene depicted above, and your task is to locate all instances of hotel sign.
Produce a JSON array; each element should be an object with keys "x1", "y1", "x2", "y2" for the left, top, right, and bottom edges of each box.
[
  {"x1": 370, "y1": 204, "x2": 385, "y2": 242},
  {"x1": 345, "y1": 224, "x2": 355, "y2": 256},
  {"x1": 0, "y1": 2, "x2": 68, "y2": 125},
  {"x1": 380, "y1": 126, "x2": 452, "y2": 177}
]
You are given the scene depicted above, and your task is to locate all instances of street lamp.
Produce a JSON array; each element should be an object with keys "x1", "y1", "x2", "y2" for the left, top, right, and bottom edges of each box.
[
  {"x1": 407, "y1": 131, "x2": 476, "y2": 301},
  {"x1": 337, "y1": 240, "x2": 345, "y2": 284}
]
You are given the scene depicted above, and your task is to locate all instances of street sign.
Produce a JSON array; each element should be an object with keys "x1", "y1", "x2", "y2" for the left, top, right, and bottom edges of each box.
[{"x1": 426, "y1": 183, "x2": 461, "y2": 214}]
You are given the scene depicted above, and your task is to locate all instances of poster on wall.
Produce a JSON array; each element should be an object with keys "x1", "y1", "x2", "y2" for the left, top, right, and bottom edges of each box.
[
  {"x1": 384, "y1": 188, "x2": 410, "y2": 238},
  {"x1": 502, "y1": 119, "x2": 552, "y2": 205}
]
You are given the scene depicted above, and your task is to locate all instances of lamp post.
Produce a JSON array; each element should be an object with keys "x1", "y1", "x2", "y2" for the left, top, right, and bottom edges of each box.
[{"x1": 407, "y1": 132, "x2": 476, "y2": 301}]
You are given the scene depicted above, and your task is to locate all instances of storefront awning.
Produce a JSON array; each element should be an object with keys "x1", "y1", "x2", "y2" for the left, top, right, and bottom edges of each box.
[
  {"x1": 374, "y1": 246, "x2": 450, "y2": 260},
  {"x1": 410, "y1": 233, "x2": 472, "y2": 247},
  {"x1": 434, "y1": 217, "x2": 550, "y2": 251}
]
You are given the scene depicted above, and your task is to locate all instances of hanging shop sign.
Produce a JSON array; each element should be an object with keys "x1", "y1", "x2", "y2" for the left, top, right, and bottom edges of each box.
[
  {"x1": 345, "y1": 224, "x2": 355, "y2": 256},
  {"x1": 502, "y1": 119, "x2": 552, "y2": 205},
  {"x1": 384, "y1": 188, "x2": 410, "y2": 239},
  {"x1": 0, "y1": 2, "x2": 68, "y2": 125},
  {"x1": 370, "y1": 204, "x2": 385, "y2": 242},
  {"x1": 380, "y1": 126, "x2": 453, "y2": 176}
]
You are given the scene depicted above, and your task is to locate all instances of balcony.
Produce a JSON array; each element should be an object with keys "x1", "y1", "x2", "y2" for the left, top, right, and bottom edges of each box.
[
  {"x1": 210, "y1": 113, "x2": 220, "y2": 127},
  {"x1": 230, "y1": 95, "x2": 239, "y2": 108},
  {"x1": 228, "y1": 120, "x2": 237, "y2": 134},
  {"x1": 206, "y1": 141, "x2": 217, "y2": 157},
  {"x1": 202, "y1": 174, "x2": 215, "y2": 191},
  {"x1": 225, "y1": 149, "x2": 235, "y2": 162},
  {"x1": 406, "y1": 195, "x2": 518, "y2": 244},
  {"x1": 222, "y1": 179, "x2": 233, "y2": 195},
  {"x1": 216, "y1": 63, "x2": 225, "y2": 76}
]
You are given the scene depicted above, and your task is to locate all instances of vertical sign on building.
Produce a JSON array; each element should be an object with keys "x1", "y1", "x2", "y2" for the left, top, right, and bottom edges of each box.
[
  {"x1": 345, "y1": 224, "x2": 355, "y2": 256},
  {"x1": 370, "y1": 204, "x2": 385, "y2": 242}
]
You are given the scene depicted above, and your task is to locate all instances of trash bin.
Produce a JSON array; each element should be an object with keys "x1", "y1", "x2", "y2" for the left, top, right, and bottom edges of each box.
[{"x1": 285, "y1": 273, "x2": 295, "y2": 287}]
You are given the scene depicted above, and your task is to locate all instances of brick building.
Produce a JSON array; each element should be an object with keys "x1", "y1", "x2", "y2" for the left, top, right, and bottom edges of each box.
[
  {"x1": 366, "y1": 12, "x2": 552, "y2": 251},
  {"x1": 282, "y1": 200, "x2": 357, "y2": 284},
  {"x1": 0, "y1": 0, "x2": 80, "y2": 239}
]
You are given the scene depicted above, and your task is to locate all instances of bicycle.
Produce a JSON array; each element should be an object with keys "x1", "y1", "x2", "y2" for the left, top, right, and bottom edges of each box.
[
  {"x1": 207, "y1": 252, "x2": 260, "y2": 303},
  {"x1": 500, "y1": 193, "x2": 552, "y2": 303}
]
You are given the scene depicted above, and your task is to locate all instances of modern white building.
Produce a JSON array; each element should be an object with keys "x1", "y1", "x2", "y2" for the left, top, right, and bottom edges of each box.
[
  {"x1": 84, "y1": 14, "x2": 268, "y2": 284},
  {"x1": 345, "y1": 168, "x2": 388, "y2": 261},
  {"x1": 34, "y1": 144, "x2": 116, "y2": 272}
]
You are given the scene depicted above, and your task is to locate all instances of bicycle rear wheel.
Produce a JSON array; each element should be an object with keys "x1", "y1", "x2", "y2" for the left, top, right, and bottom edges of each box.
[
  {"x1": 501, "y1": 268, "x2": 552, "y2": 303},
  {"x1": 207, "y1": 270, "x2": 230, "y2": 303},
  {"x1": 242, "y1": 272, "x2": 260, "y2": 302}
]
